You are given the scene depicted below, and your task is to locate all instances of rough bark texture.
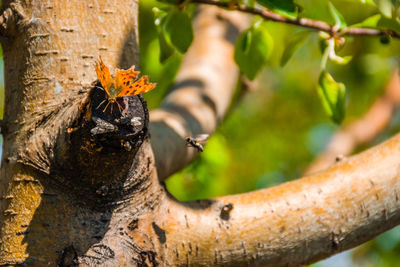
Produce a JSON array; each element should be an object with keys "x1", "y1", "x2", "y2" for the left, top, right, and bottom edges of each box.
[
  {"x1": 0, "y1": 0, "x2": 159, "y2": 265},
  {"x1": 0, "y1": 1, "x2": 400, "y2": 266}
]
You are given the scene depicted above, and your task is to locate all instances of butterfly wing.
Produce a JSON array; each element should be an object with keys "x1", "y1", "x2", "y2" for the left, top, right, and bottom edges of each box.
[
  {"x1": 114, "y1": 66, "x2": 140, "y2": 96},
  {"x1": 95, "y1": 58, "x2": 113, "y2": 95},
  {"x1": 115, "y1": 66, "x2": 156, "y2": 97}
]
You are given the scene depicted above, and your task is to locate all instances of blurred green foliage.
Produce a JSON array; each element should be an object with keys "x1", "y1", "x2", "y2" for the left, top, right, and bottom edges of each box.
[{"x1": 140, "y1": 0, "x2": 400, "y2": 265}]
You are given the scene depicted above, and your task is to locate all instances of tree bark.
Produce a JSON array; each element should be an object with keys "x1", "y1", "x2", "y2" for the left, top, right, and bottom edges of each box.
[
  {"x1": 155, "y1": 133, "x2": 400, "y2": 266},
  {"x1": 1, "y1": 1, "x2": 400, "y2": 266},
  {"x1": 0, "y1": 0, "x2": 158, "y2": 265}
]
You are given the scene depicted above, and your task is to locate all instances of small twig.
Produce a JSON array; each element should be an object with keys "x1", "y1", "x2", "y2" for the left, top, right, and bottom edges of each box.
[{"x1": 189, "y1": 0, "x2": 400, "y2": 38}]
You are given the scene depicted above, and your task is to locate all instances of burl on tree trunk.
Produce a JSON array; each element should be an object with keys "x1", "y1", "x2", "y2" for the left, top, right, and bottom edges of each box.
[{"x1": 1, "y1": 1, "x2": 400, "y2": 266}]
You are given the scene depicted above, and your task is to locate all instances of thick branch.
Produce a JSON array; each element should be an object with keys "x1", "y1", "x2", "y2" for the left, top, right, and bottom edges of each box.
[
  {"x1": 0, "y1": 0, "x2": 145, "y2": 264},
  {"x1": 189, "y1": 0, "x2": 400, "y2": 38},
  {"x1": 155, "y1": 133, "x2": 400, "y2": 266},
  {"x1": 150, "y1": 6, "x2": 249, "y2": 180},
  {"x1": 305, "y1": 69, "x2": 400, "y2": 174}
]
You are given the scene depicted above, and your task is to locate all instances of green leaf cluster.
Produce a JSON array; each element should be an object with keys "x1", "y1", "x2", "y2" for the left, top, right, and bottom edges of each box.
[{"x1": 256, "y1": 0, "x2": 298, "y2": 19}]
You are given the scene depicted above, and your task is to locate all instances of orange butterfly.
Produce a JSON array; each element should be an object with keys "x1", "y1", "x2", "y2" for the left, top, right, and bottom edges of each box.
[{"x1": 95, "y1": 58, "x2": 156, "y2": 112}]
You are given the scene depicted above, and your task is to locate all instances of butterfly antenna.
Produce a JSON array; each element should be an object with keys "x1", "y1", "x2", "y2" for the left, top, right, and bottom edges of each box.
[
  {"x1": 103, "y1": 101, "x2": 110, "y2": 113},
  {"x1": 96, "y1": 99, "x2": 106, "y2": 110}
]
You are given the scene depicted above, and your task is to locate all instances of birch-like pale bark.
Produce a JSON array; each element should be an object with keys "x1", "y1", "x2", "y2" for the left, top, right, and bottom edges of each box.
[{"x1": 149, "y1": 6, "x2": 248, "y2": 180}]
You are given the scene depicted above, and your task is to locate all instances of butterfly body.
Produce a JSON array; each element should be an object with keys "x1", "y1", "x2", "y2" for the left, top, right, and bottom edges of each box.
[
  {"x1": 95, "y1": 58, "x2": 156, "y2": 112},
  {"x1": 106, "y1": 85, "x2": 119, "y2": 102}
]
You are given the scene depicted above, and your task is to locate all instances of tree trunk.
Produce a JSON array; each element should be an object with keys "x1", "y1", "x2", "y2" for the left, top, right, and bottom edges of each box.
[
  {"x1": 0, "y1": 0, "x2": 163, "y2": 265},
  {"x1": 1, "y1": 1, "x2": 400, "y2": 266}
]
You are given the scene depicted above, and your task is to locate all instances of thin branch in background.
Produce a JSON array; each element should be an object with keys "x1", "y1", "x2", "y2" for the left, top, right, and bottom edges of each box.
[
  {"x1": 189, "y1": 0, "x2": 400, "y2": 38},
  {"x1": 304, "y1": 69, "x2": 400, "y2": 175}
]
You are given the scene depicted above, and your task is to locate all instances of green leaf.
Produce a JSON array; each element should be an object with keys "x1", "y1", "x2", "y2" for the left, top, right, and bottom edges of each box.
[
  {"x1": 350, "y1": 13, "x2": 400, "y2": 32},
  {"x1": 242, "y1": 29, "x2": 252, "y2": 53},
  {"x1": 256, "y1": 0, "x2": 298, "y2": 19},
  {"x1": 280, "y1": 31, "x2": 310, "y2": 67},
  {"x1": 159, "y1": 32, "x2": 175, "y2": 63},
  {"x1": 317, "y1": 71, "x2": 346, "y2": 124},
  {"x1": 153, "y1": 7, "x2": 175, "y2": 63},
  {"x1": 163, "y1": 10, "x2": 194, "y2": 53},
  {"x1": 351, "y1": 14, "x2": 381, "y2": 27},
  {"x1": 374, "y1": 0, "x2": 393, "y2": 18},
  {"x1": 153, "y1": 8, "x2": 194, "y2": 62},
  {"x1": 328, "y1": 1, "x2": 347, "y2": 29},
  {"x1": 234, "y1": 24, "x2": 273, "y2": 80},
  {"x1": 377, "y1": 16, "x2": 400, "y2": 31}
]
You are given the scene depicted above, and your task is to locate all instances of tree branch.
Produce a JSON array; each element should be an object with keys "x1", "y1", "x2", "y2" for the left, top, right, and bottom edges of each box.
[
  {"x1": 150, "y1": 6, "x2": 250, "y2": 180},
  {"x1": 305, "y1": 69, "x2": 400, "y2": 175},
  {"x1": 155, "y1": 132, "x2": 400, "y2": 266},
  {"x1": 189, "y1": 0, "x2": 400, "y2": 38}
]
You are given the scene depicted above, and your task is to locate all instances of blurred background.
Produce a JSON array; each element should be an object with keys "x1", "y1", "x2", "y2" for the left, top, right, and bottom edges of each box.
[{"x1": 0, "y1": 0, "x2": 399, "y2": 265}]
